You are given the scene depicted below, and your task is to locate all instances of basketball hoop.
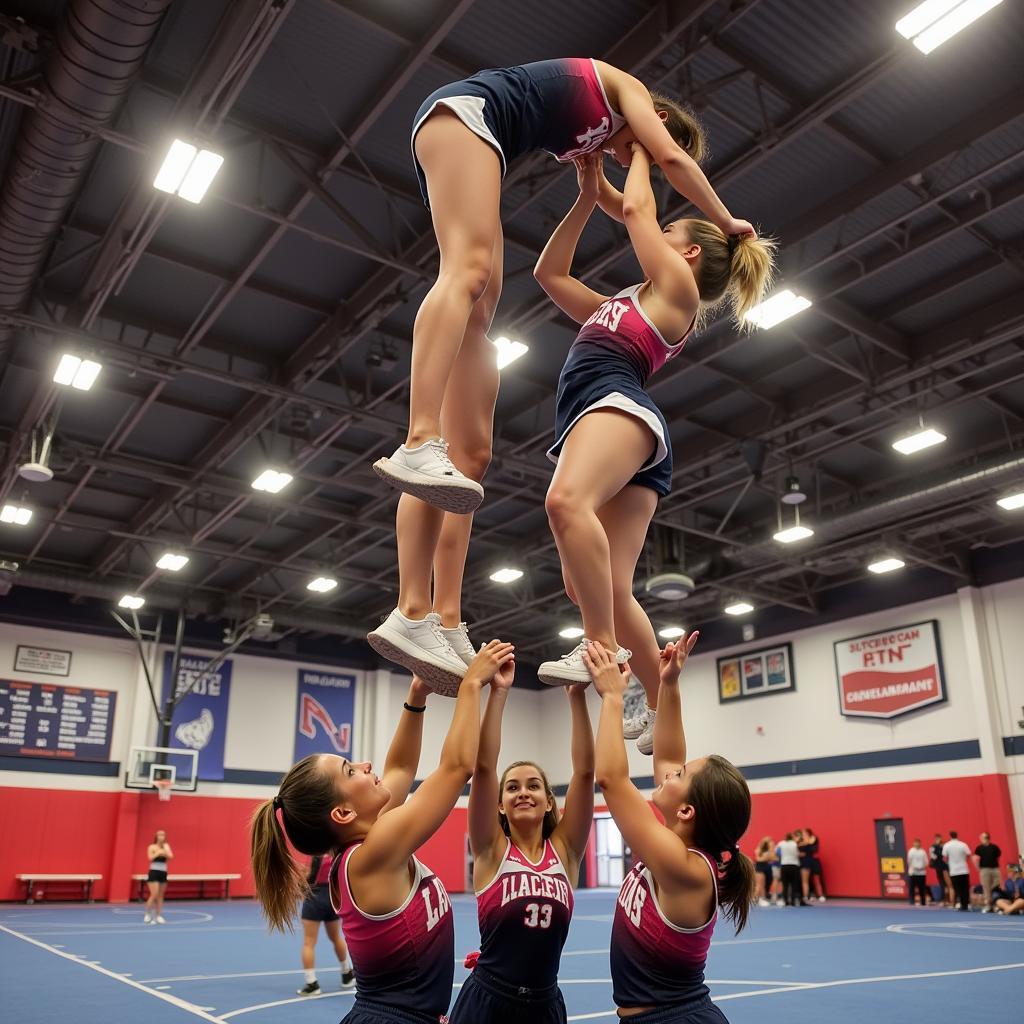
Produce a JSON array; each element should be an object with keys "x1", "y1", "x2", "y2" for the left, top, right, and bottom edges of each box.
[{"x1": 154, "y1": 779, "x2": 173, "y2": 803}]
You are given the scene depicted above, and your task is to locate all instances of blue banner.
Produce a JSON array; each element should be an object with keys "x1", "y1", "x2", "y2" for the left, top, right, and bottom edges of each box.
[
  {"x1": 162, "y1": 652, "x2": 232, "y2": 781},
  {"x1": 0, "y1": 680, "x2": 116, "y2": 762},
  {"x1": 294, "y1": 669, "x2": 356, "y2": 760}
]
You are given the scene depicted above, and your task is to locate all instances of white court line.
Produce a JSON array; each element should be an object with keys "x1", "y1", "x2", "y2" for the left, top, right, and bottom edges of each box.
[
  {"x1": 220, "y1": 991, "x2": 354, "y2": 1019},
  {"x1": 887, "y1": 922, "x2": 1024, "y2": 942},
  {"x1": 15, "y1": 925, "x2": 262, "y2": 937},
  {"x1": 714, "y1": 926, "x2": 887, "y2": 946},
  {"x1": 0, "y1": 923, "x2": 226, "y2": 1022},
  {"x1": 143, "y1": 967, "x2": 346, "y2": 983}
]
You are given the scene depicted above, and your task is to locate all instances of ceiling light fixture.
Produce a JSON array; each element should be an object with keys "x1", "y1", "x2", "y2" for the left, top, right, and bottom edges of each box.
[
  {"x1": 658, "y1": 626, "x2": 686, "y2": 639},
  {"x1": 492, "y1": 336, "x2": 528, "y2": 370},
  {"x1": 0, "y1": 504, "x2": 32, "y2": 526},
  {"x1": 155, "y1": 552, "x2": 189, "y2": 572},
  {"x1": 996, "y1": 491, "x2": 1024, "y2": 511},
  {"x1": 892, "y1": 426, "x2": 946, "y2": 455},
  {"x1": 489, "y1": 567, "x2": 524, "y2": 584},
  {"x1": 744, "y1": 289, "x2": 812, "y2": 329},
  {"x1": 724, "y1": 600, "x2": 754, "y2": 616},
  {"x1": 559, "y1": 626, "x2": 585, "y2": 639},
  {"x1": 118, "y1": 594, "x2": 145, "y2": 610},
  {"x1": 251, "y1": 469, "x2": 293, "y2": 493},
  {"x1": 154, "y1": 139, "x2": 224, "y2": 203},
  {"x1": 53, "y1": 354, "x2": 102, "y2": 391},
  {"x1": 896, "y1": 0, "x2": 1004, "y2": 54},
  {"x1": 307, "y1": 576, "x2": 338, "y2": 593},
  {"x1": 868, "y1": 557, "x2": 906, "y2": 574}
]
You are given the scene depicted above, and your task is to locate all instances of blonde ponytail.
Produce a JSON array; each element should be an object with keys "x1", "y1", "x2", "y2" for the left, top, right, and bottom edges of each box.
[{"x1": 649, "y1": 91, "x2": 706, "y2": 164}]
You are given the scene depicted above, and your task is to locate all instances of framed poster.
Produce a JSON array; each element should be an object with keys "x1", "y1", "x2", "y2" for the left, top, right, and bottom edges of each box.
[
  {"x1": 834, "y1": 620, "x2": 946, "y2": 719},
  {"x1": 15, "y1": 645, "x2": 72, "y2": 677},
  {"x1": 718, "y1": 643, "x2": 795, "y2": 702}
]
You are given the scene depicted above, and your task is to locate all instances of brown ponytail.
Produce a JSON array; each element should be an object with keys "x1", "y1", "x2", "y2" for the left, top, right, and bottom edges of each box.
[
  {"x1": 249, "y1": 754, "x2": 340, "y2": 932},
  {"x1": 650, "y1": 91, "x2": 706, "y2": 164},
  {"x1": 683, "y1": 221, "x2": 777, "y2": 330},
  {"x1": 498, "y1": 761, "x2": 560, "y2": 839},
  {"x1": 688, "y1": 754, "x2": 754, "y2": 933}
]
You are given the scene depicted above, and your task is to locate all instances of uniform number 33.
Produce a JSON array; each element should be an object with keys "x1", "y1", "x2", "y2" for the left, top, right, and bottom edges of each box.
[{"x1": 524, "y1": 902, "x2": 552, "y2": 929}]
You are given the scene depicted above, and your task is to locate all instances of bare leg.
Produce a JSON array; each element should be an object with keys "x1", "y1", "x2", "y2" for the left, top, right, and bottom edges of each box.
[
  {"x1": 408, "y1": 110, "x2": 502, "y2": 446},
  {"x1": 145, "y1": 882, "x2": 157, "y2": 916},
  {"x1": 324, "y1": 919, "x2": 350, "y2": 963},
  {"x1": 301, "y1": 919, "x2": 318, "y2": 972},
  {"x1": 154, "y1": 881, "x2": 166, "y2": 917},
  {"x1": 597, "y1": 485, "x2": 660, "y2": 709},
  {"x1": 801, "y1": 867, "x2": 810, "y2": 901},
  {"x1": 545, "y1": 412, "x2": 657, "y2": 652},
  {"x1": 433, "y1": 231, "x2": 503, "y2": 626}
]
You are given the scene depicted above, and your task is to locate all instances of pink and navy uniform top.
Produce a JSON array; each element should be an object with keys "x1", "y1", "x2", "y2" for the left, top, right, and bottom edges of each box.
[
  {"x1": 412, "y1": 58, "x2": 626, "y2": 204},
  {"x1": 610, "y1": 850, "x2": 719, "y2": 1009},
  {"x1": 330, "y1": 844, "x2": 454, "y2": 1019},
  {"x1": 575, "y1": 284, "x2": 693, "y2": 382},
  {"x1": 475, "y1": 837, "x2": 574, "y2": 989}
]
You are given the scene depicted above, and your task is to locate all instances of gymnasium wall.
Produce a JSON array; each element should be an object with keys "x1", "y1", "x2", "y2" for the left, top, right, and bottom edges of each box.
[{"x1": 539, "y1": 582, "x2": 1024, "y2": 897}]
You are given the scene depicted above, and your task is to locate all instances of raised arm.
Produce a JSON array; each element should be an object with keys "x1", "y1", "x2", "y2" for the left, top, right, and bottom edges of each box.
[
  {"x1": 595, "y1": 160, "x2": 625, "y2": 223},
  {"x1": 586, "y1": 642, "x2": 709, "y2": 894},
  {"x1": 533, "y1": 155, "x2": 610, "y2": 323},
  {"x1": 378, "y1": 676, "x2": 432, "y2": 813},
  {"x1": 359, "y1": 641, "x2": 514, "y2": 873},
  {"x1": 468, "y1": 659, "x2": 515, "y2": 871},
  {"x1": 652, "y1": 631, "x2": 699, "y2": 783},
  {"x1": 613, "y1": 73, "x2": 753, "y2": 238},
  {"x1": 552, "y1": 683, "x2": 596, "y2": 873}
]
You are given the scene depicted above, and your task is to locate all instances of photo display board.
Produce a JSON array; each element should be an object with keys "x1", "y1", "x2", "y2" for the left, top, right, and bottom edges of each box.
[
  {"x1": 0, "y1": 680, "x2": 116, "y2": 761},
  {"x1": 717, "y1": 643, "x2": 795, "y2": 702}
]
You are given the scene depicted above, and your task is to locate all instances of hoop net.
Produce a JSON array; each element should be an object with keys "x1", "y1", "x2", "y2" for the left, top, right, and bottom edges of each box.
[{"x1": 154, "y1": 779, "x2": 173, "y2": 802}]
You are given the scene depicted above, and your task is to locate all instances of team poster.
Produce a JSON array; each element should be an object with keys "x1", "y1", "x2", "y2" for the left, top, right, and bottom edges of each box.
[
  {"x1": 294, "y1": 669, "x2": 356, "y2": 760},
  {"x1": 161, "y1": 652, "x2": 233, "y2": 780}
]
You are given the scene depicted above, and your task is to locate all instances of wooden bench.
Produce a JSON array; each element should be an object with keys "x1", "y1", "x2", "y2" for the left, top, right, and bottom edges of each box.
[
  {"x1": 16, "y1": 873, "x2": 102, "y2": 903},
  {"x1": 131, "y1": 872, "x2": 241, "y2": 901}
]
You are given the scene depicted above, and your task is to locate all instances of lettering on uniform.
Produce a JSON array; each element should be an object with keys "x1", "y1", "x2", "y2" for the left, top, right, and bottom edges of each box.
[
  {"x1": 499, "y1": 871, "x2": 572, "y2": 910},
  {"x1": 618, "y1": 867, "x2": 648, "y2": 927},
  {"x1": 422, "y1": 876, "x2": 451, "y2": 931},
  {"x1": 584, "y1": 299, "x2": 630, "y2": 334}
]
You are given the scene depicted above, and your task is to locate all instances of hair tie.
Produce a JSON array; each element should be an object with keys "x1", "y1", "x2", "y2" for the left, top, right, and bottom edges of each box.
[
  {"x1": 727, "y1": 235, "x2": 739, "y2": 259},
  {"x1": 272, "y1": 794, "x2": 283, "y2": 811}
]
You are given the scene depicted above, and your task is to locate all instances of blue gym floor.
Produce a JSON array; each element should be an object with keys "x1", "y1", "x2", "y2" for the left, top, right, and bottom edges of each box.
[{"x1": 2, "y1": 891, "x2": 1022, "y2": 1023}]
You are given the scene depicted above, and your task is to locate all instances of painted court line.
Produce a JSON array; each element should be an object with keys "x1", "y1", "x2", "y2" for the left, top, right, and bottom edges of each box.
[
  {"x1": 0, "y1": 923, "x2": 226, "y2": 1022},
  {"x1": 887, "y1": 922, "x2": 1024, "y2": 942},
  {"x1": 220, "y1": 991, "x2": 355, "y2": 1019},
  {"x1": 714, "y1": 926, "x2": 888, "y2": 946}
]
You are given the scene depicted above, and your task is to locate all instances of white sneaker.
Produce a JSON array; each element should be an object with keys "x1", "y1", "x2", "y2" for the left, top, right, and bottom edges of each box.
[
  {"x1": 143, "y1": 912, "x2": 151, "y2": 924},
  {"x1": 636, "y1": 707, "x2": 656, "y2": 755},
  {"x1": 981, "y1": 906, "x2": 991, "y2": 913},
  {"x1": 757, "y1": 898, "x2": 771, "y2": 907},
  {"x1": 367, "y1": 609, "x2": 466, "y2": 696},
  {"x1": 440, "y1": 622, "x2": 477, "y2": 667},
  {"x1": 156, "y1": 915, "x2": 167, "y2": 924},
  {"x1": 818, "y1": 895, "x2": 827, "y2": 903},
  {"x1": 373, "y1": 438, "x2": 483, "y2": 514},
  {"x1": 538, "y1": 640, "x2": 631, "y2": 686},
  {"x1": 623, "y1": 707, "x2": 647, "y2": 740}
]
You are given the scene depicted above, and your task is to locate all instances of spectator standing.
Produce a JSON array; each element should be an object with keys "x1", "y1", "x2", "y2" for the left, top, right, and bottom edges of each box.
[
  {"x1": 802, "y1": 826, "x2": 825, "y2": 902},
  {"x1": 906, "y1": 839, "x2": 929, "y2": 906},
  {"x1": 943, "y1": 830, "x2": 972, "y2": 911},
  {"x1": 754, "y1": 836, "x2": 774, "y2": 907},
  {"x1": 930, "y1": 833, "x2": 951, "y2": 905},
  {"x1": 973, "y1": 832, "x2": 1002, "y2": 912},
  {"x1": 778, "y1": 833, "x2": 804, "y2": 906}
]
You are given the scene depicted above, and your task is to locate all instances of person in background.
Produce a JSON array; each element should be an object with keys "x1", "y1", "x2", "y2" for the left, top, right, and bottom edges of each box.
[
  {"x1": 770, "y1": 841, "x2": 783, "y2": 906},
  {"x1": 973, "y1": 831, "x2": 1002, "y2": 913},
  {"x1": 906, "y1": 838, "x2": 930, "y2": 907},
  {"x1": 144, "y1": 829, "x2": 173, "y2": 925},
  {"x1": 777, "y1": 833, "x2": 804, "y2": 906},
  {"x1": 803, "y1": 826, "x2": 825, "y2": 902},
  {"x1": 297, "y1": 851, "x2": 356, "y2": 995},
  {"x1": 943, "y1": 830, "x2": 972, "y2": 912},
  {"x1": 993, "y1": 863, "x2": 1024, "y2": 915},
  {"x1": 930, "y1": 832, "x2": 951, "y2": 906},
  {"x1": 754, "y1": 837, "x2": 774, "y2": 908}
]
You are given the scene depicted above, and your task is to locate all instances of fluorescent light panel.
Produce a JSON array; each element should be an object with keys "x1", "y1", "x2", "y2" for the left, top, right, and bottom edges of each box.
[
  {"x1": 489, "y1": 567, "x2": 524, "y2": 584},
  {"x1": 996, "y1": 491, "x2": 1024, "y2": 511},
  {"x1": 251, "y1": 469, "x2": 293, "y2": 493},
  {"x1": 53, "y1": 354, "x2": 101, "y2": 390},
  {"x1": 156, "y1": 552, "x2": 189, "y2": 572},
  {"x1": 773, "y1": 524, "x2": 814, "y2": 544},
  {"x1": 493, "y1": 336, "x2": 528, "y2": 370},
  {"x1": 724, "y1": 601, "x2": 754, "y2": 616},
  {"x1": 659, "y1": 626, "x2": 685, "y2": 639},
  {"x1": 1, "y1": 504, "x2": 32, "y2": 525},
  {"x1": 744, "y1": 289, "x2": 812, "y2": 329},
  {"x1": 177, "y1": 149, "x2": 224, "y2": 203},
  {"x1": 307, "y1": 576, "x2": 338, "y2": 593},
  {"x1": 118, "y1": 594, "x2": 145, "y2": 610},
  {"x1": 897, "y1": 0, "x2": 1004, "y2": 54},
  {"x1": 892, "y1": 427, "x2": 946, "y2": 455},
  {"x1": 868, "y1": 557, "x2": 906, "y2": 574},
  {"x1": 154, "y1": 139, "x2": 223, "y2": 203},
  {"x1": 559, "y1": 626, "x2": 585, "y2": 639}
]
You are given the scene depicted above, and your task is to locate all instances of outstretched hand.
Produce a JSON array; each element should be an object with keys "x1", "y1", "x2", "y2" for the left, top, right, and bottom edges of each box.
[
  {"x1": 492, "y1": 652, "x2": 516, "y2": 690},
  {"x1": 575, "y1": 154, "x2": 601, "y2": 202},
  {"x1": 721, "y1": 217, "x2": 756, "y2": 240},
  {"x1": 465, "y1": 639, "x2": 515, "y2": 685},
  {"x1": 659, "y1": 630, "x2": 700, "y2": 686},
  {"x1": 582, "y1": 641, "x2": 629, "y2": 698}
]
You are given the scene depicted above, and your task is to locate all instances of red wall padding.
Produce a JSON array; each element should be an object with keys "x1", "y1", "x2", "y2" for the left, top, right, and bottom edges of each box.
[{"x1": 1, "y1": 773, "x2": 1016, "y2": 902}]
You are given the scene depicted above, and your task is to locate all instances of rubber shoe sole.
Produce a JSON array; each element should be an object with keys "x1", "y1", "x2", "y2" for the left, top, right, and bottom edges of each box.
[
  {"x1": 373, "y1": 457, "x2": 483, "y2": 514},
  {"x1": 366, "y1": 625, "x2": 465, "y2": 697},
  {"x1": 537, "y1": 662, "x2": 590, "y2": 687}
]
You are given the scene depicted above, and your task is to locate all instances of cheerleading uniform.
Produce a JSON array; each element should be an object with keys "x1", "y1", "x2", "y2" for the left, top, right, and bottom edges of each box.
[
  {"x1": 147, "y1": 852, "x2": 168, "y2": 884},
  {"x1": 449, "y1": 837, "x2": 574, "y2": 1023},
  {"x1": 330, "y1": 844, "x2": 455, "y2": 1024},
  {"x1": 411, "y1": 58, "x2": 627, "y2": 205},
  {"x1": 301, "y1": 854, "x2": 339, "y2": 923},
  {"x1": 610, "y1": 849, "x2": 728, "y2": 1023},
  {"x1": 547, "y1": 284, "x2": 695, "y2": 497}
]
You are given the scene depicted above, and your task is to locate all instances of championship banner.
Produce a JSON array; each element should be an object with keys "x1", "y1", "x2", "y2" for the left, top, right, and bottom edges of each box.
[
  {"x1": 833, "y1": 620, "x2": 946, "y2": 719},
  {"x1": 162, "y1": 652, "x2": 232, "y2": 780},
  {"x1": 294, "y1": 669, "x2": 356, "y2": 760}
]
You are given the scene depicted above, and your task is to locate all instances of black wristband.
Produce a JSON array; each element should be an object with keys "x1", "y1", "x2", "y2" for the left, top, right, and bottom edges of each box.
[{"x1": 403, "y1": 702, "x2": 427, "y2": 713}]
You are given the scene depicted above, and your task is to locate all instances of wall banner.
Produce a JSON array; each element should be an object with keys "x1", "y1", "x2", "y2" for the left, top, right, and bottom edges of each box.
[
  {"x1": 294, "y1": 669, "x2": 356, "y2": 761},
  {"x1": 834, "y1": 620, "x2": 946, "y2": 719},
  {"x1": 717, "y1": 642, "x2": 795, "y2": 703},
  {"x1": 0, "y1": 680, "x2": 115, "y2": 761},
  {"x1": 161, "y1": 652, "x2": 232, "y2": 780}
]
